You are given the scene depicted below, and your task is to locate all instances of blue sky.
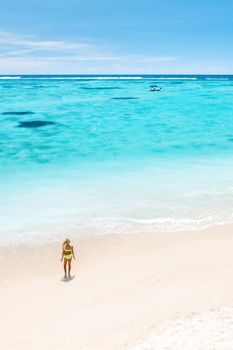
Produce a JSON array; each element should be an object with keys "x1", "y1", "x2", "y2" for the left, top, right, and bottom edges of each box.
[{"x1": 0, "y1": 0, "x2": 233, "y2": 74}]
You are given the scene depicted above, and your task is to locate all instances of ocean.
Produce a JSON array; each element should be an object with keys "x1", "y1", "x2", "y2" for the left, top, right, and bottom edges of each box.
[{"x1": 1, "y1": 74, "x2": 233, "y2": 245}]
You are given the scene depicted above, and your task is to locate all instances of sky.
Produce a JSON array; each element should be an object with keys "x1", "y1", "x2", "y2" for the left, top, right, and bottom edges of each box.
[{"x1": 0, "y1": 0, "x2": 233, "y2": 74}]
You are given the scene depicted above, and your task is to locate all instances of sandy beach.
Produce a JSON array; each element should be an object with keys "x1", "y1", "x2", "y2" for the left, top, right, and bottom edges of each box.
[
  {"x1": 1, "y1": 225, "x2": 233, "y2": 350},
  {"x1": 1, "y1": 0, "x2": 233, "y2": 348}
]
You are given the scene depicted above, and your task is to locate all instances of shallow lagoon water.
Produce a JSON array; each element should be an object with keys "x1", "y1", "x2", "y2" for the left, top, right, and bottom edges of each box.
[{"x1": 1, "y1": 75, "x2": 233, "y2": 244}]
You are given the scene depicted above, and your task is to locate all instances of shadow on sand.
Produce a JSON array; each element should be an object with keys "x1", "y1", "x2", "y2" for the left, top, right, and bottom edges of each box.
[{"x1": 61, "y1": 275, "x2": 75, "y2": 282}]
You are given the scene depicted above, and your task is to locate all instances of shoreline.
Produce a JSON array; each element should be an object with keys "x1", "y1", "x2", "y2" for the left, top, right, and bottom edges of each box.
[{"x1": 1, "y1": 225, "x2": 233, "y2": 349}]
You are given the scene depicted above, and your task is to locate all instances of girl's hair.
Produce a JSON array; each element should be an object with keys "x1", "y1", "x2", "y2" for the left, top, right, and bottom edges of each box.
[{"x1": 63, "y1": 238, "x2": 70, "y2": 245}]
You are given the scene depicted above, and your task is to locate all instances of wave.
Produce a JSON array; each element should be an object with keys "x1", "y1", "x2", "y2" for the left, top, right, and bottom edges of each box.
[
  {"x1": 151, "y1": 77, "x2": 197, "y2": 80},
  {"x1": 0, "y1": 76, "x2": 197, "y2": 81},
  {"x1": 9, "y1": 76, "x2": 144, "y2": 80},
  {"x1": 26, "y1": 76, "x2": 196, "y2": 81},
  {"x1": 91, "y1": 214, "x2": 233, "y2": 233},
  {"x1": 0, "y1": 76, "x2": 22, "y2": 80},
  {"x1": 1, "y1": 76, "x2": 232, "y2": 81},
  {"x1": 95, "y1": 77, "x2": 143, "y2": 80}
]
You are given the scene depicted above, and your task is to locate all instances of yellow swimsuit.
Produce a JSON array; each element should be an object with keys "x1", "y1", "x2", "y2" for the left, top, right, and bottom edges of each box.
[{"x1": 63, "y1": 245, "x2": 72, "y2": 260}]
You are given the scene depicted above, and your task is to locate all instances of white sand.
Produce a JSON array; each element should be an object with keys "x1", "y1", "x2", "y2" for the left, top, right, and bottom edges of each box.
[
  {"x1": 0, "y1": 225, "x2": 233, "y2": 350},
  {"x1": 129, "y1": 307, "x2": 233, "y2": 350}
]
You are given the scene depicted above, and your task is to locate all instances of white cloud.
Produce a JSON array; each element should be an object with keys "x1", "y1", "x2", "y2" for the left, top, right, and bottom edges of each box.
[
  {"x1": 0, "y1": 30, "x2": 179, "y2": 73},
  {"x1": 0, "y1": 31, "x2": 93, "y2": 51},
  {"x1": 0, "y1": 30, "x2": 232, "y2": 74}
]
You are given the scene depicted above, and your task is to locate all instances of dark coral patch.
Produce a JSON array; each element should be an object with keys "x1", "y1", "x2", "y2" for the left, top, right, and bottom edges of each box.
[
  {"x1": 17, "y1": 121, "x2": 55, "y2": 128},
  {"x1": 2, "y1": 111, "x2": 35, "y2": 115},
  {"x1": 81, "y1": 87, "x2": 122, "y2": 90},
  {"x1": 111, "y1": 97, "x2": 139, "y2": 100}
]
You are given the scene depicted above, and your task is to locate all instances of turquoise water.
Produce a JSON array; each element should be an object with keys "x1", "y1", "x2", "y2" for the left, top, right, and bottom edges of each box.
[{"x1": 1, "y1": 75, "x2": 233, "y2": 244}]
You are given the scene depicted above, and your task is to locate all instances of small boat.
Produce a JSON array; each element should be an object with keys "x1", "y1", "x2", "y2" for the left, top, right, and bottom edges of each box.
[{"x1": 148, "y1": 85, "x2": 161, "y2": 91}]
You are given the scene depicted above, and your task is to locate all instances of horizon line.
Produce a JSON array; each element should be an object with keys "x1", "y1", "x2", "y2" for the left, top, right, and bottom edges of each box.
[{"x1": 1, "y1": 73, "x2": 233, "y2": 76}]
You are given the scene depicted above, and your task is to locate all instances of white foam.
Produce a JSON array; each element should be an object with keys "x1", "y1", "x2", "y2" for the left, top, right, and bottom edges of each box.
[
  {"x1": 0, "y1": 76, "x2": 231, "y2": 81},
  {"x1": 16, "y1": 76, "x2": 144, "y2": 80},
  {"x1": 0, "y1": 76, "x2": 199, "y2": 81},
  {"x1": 129, "y1": 307, "x2": 233, "y2": 350},
  {"x1": 0, "y1": 76, "x2": 21, "y2": 80},
  {"x1": 95, "y1": 76, "x2": 143, "y2": 80},
  {"x1": 151, "y1": 77, "x2": 197, "y2": 80}
]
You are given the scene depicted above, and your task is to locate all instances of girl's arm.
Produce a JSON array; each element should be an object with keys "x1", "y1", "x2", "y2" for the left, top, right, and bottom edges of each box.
[
  {"x1": 72, "y1": 246, "x2": 76, "y2": 260},
  {"x1": 60, "y1": 247, "x2": 64, "y2": 261}
]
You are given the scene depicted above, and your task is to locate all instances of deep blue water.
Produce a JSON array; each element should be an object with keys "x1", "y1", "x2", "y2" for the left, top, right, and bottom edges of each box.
[{"x1": 1, "y1": 75, "x2": 233, "y2": 244}]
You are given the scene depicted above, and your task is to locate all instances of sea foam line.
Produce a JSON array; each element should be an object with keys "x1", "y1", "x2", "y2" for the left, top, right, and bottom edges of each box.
[
  {"x1": 0, "y1": 76, "x2": 22, "y2": 80},
  {"x1": 151, "y1": 77, "x2": 197, "y2": 80},
  {"x1": 5, "y1": 76, "x2": 144, "y2": 80},
  {"x1": 0, "y1": 76, "x2": 198, "y2": 81}
]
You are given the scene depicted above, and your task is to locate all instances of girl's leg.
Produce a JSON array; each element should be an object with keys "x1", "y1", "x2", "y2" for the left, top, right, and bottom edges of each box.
[
  {"x1": 68, "y1": 260, "x2": 71, "y2": 277},
  {"x1": 63, "y1": 259, "x2": 67, "y2": 277}
]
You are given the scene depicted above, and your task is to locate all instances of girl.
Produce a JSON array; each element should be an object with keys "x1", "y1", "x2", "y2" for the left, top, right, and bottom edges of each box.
[{"x1": 61, "y1": 239, "x2": 75, "y2": 278}]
